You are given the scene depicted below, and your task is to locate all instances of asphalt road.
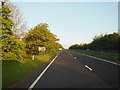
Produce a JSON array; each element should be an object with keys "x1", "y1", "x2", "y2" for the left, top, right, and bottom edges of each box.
[
  {"x1": 33, "y1": 50, "x2": 119, "y2": 88},
  {"x1": 8, "y1": 50, "x2": 119, "y2": 89}
]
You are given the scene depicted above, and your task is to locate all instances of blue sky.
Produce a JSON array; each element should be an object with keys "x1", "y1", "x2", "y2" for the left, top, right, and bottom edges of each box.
[{"x1": 12, "y1": 2, "x2": 118, "y2": 49}]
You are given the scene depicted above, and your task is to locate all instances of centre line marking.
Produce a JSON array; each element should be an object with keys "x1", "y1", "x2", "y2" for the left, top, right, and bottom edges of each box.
[
  {"x1": 74, "y1": 57, "x2": 76, "y2": 59},
  {"x1": 85, "y1": 65, "x2": 92, "y2": 71},
  {"x1": 28, "y1": 51, "x2": 61, "y2": 90}
]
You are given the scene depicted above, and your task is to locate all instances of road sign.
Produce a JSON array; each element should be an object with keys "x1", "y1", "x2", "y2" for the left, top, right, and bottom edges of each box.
[{"x1": 38, "y1": 47, "x2": 46, "y2": 51}]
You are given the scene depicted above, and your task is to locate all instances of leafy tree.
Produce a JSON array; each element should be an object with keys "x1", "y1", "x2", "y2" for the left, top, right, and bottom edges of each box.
[
  {"x1": 4, "y1": 1, "x2": 27, "y2": 40},
  {"x1": 90, "y1": 32, "x2": 120, "y2": 50},
  {"x1": 69, "y1": 44, "x2": 80, "y2": 49},
  {"x1": 24, "y1": 23, "x2": 62, "y2": 55},
  {"x1": 0, "y1": 0, "x2": 24, "y2": 61},
  {"x1": 69, "y1": 32, "x2": 120, "y2": 51}
]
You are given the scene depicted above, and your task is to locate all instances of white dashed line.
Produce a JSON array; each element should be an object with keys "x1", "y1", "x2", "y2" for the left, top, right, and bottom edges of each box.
[
  {"x1": 85, "y1": 65, "x2": 92, "y2": 71},
  {"x1": 74, "y1": 57, "x2": 77, "y2": 59}
]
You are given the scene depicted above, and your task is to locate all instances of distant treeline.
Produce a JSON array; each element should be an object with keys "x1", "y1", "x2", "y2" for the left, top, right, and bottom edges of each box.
[{"x1": 69, "y1": 32, "x2": 120, "y2": 50}]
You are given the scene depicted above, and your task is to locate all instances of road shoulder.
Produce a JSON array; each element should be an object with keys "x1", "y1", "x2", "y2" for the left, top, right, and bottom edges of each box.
[{"x1": 6, "y1": 51, "x2": 60, "y2": 89}]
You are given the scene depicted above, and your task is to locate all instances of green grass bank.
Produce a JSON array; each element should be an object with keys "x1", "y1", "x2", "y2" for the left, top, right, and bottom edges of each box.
[
  {"x1": 70, "y1": 49, "x2": 118, "y2": 63},
  {"x1": 2, "y1": 51, "x2": 56, "y2": 88}
]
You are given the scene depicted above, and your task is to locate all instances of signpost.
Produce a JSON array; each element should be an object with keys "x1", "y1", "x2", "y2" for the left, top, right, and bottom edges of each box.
[{"x1": 32, "y1": 47, "x2": 46, "y2": 60}]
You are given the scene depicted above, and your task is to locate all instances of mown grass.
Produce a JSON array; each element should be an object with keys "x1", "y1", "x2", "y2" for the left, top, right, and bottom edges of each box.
[
  {"x1": 91, "y1": 49, "x2": 118, "y2": 54},
  {"x1": 70, "y1": 49, "x2": 118, "y2": 63},
  {"x1": 2, "y1": 51, "x2": 56, "y2": 88}
]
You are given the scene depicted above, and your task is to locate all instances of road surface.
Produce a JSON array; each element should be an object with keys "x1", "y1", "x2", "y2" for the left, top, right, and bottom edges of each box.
[
  {"x1": 8, "y1": 50, "x2": 119, "y2": 89},
  {"x1": 32, "y1": 50, "x2": 119, "y2": 88}
]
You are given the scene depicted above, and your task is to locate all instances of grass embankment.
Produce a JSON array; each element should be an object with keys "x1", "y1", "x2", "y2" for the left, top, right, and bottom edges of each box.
[
  {"x1": 2, "y1": 51, "x2": 56, "y2": 88},
  {"x1": 90, "y1": 49, "x2": 118, "y2": 54},
  {"x1": 70, "y1": 49, "x2": 118, "y2": 63}
]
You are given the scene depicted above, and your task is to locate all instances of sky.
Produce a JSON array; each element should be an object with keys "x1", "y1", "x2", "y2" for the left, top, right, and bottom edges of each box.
[{"x1": 11, "y1": 1, "x2": 118, "y2": 49}]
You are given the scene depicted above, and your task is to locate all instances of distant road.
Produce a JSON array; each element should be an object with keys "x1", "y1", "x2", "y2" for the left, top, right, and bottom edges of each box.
[{"x1": 9, "y1": 50, "x2": 119, "y2": 88}]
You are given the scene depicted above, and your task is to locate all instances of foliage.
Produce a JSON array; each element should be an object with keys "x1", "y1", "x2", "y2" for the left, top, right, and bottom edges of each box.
[
  {"x1": 1, "y1": 0, "x2": 63, "y2": 61},
  {"x1": 2, "y1": 52, "x2": 56, "y2": 88},
  {"x1": 71, "y1": 50, "x2": 118, "y2": 62},
  {"x1": 90, "y1": 32, "x2": 120, "y2": 50},
  {"x1": 24, "y1": 23, "x2": 63, "y2": 55},
  {"x1": 69, "y1": 32, "x2": 120, "y2": 50},
  {"x1": 69, "y1": 44, "x2": 80, "y2": 49},
  {"x1": 0, "y1": 0, "x2": 24, "y2": 61},
  {"x1": 5, "y1": 0, "x2": 27, "y2": 40}
]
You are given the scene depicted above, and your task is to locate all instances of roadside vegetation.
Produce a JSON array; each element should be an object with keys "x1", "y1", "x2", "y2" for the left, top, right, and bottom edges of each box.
[
  {"x1": 69, "y1": 32, "x2": 120, "y2": 50},
  {"x1": 1, "y1": 0, "x2": 63, "y2": 88},
  {"x1": 69, "y1": 33, "x2": 120, "y2": 63},
  {"x1": 2, "y1": 51, "x2": 56, "y2": 88},
  {"x1": 70, "y1": 49, "x2": 118, "y2": 63}
]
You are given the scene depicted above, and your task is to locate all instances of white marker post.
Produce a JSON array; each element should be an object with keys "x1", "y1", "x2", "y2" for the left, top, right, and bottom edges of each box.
[{"x1": 32, "y1": 55, "x2": 35, "y2": 60}]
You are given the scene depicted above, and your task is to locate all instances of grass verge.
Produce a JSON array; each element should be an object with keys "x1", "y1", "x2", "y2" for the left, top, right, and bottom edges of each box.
[
  {"x1": 2, "y1": 51, "x2": 56, "y2": 88},
  {"x1": 70, "y1": 49, "x2": 118, "y2": 63}
]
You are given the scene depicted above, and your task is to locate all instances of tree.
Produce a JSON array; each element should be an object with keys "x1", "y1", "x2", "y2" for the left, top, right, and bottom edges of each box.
[
  {"x1": 5, "y1": 1, "x2": 27, "y2": 40},
  {"x1": 90, "y1": 32, "x2": 120, "y2": 50},
  {"x1": 0, "y1": 0, "x2": 24, "y2": 61},
  {"x1": 69, "y1": 32, "x2": 120, "y2": 50},
  {"x1": 69, "y1": 44, "x2": 80, "y2": 49},
  {"x1": 24, "y1": 23, "x2": 62, "y2": 55}
]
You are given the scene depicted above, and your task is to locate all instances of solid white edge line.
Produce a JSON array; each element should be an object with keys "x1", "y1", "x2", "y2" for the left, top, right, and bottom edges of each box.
[
  {"x1": 78, "y1": 53, "x2": 119, "y2": 66},
  {"x1": 28, "y1": 52, "x2": 61, "y2": 90},
  {"x1": 85, "y1": 65, "x2": 92, "y2": 71}
]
